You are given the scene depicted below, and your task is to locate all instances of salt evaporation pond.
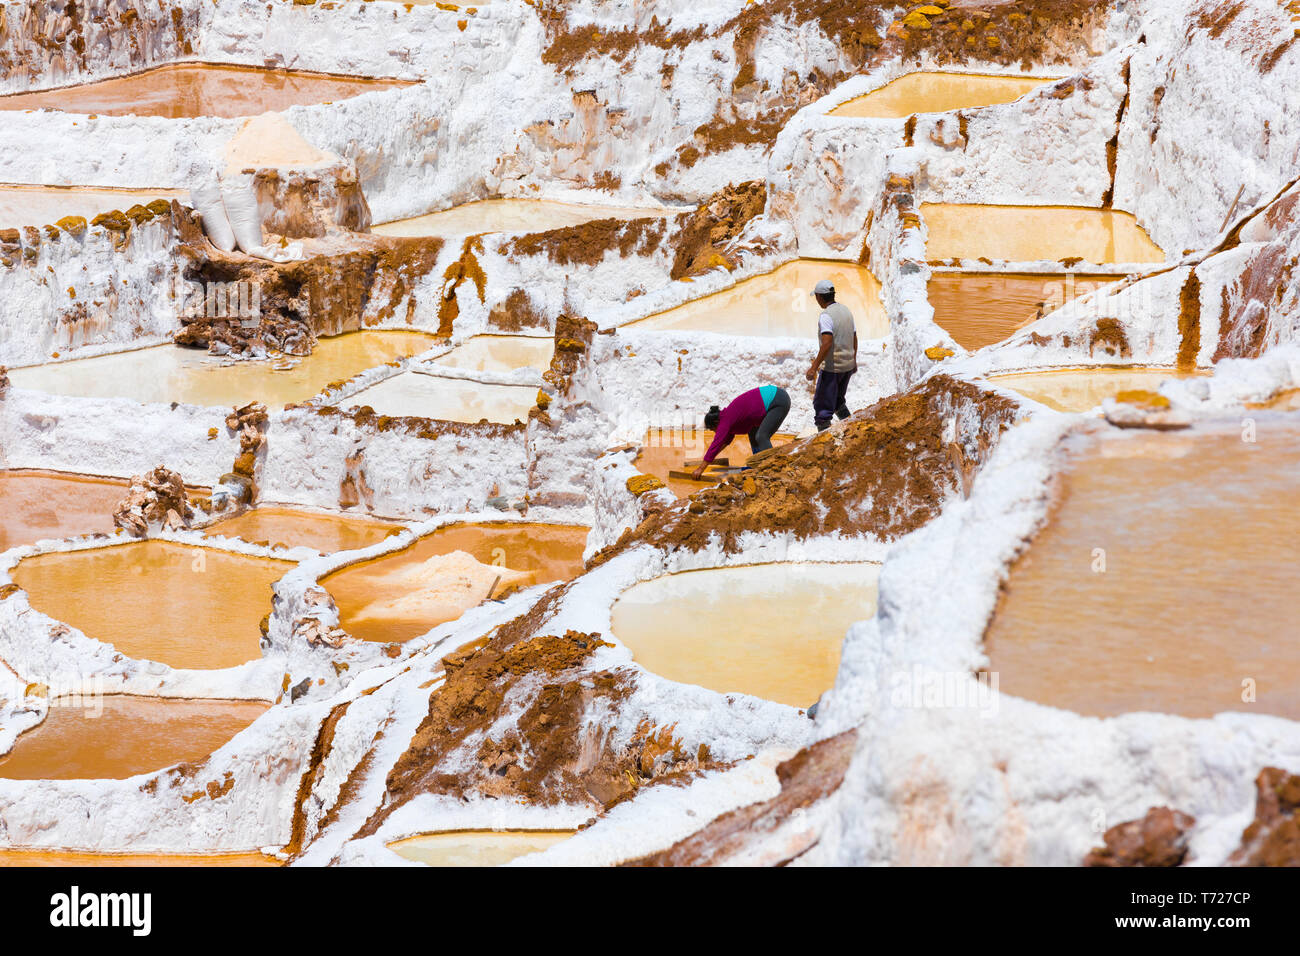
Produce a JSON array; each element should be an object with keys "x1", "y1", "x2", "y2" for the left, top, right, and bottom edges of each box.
[
  {"x1": 610, "y1": 563, "x2": 881, "y2": 707},
  {"x1": 204, "y1": 506, "x2": 404, "y2": 554},
  {"x1": 373, "y1": 198, "x2": 671, "y2": 237},
  {"x1": 0, "y1": 470, "x2": 128, "y2": 550},
  {"x1": 828, "y1": 71, "x2": 1056, "y2": 118},
  {"x1": 7, "y1": 331, "x2": 439, "y2": 409},
  {"x1": 630, "y1": 260, "x2": 889, "y2": 339},
  {"x1": 0, "y1": 850, "x2": 279, "y2": 867},
  {"x1": 922, "y1": 204, "x2": 1165, "y2": 263},
  {"x1": 928, "y1": 272, "x2": 1123, "y2": 350},
  {"x1": 343, "y1": 372, "x2": 536, "y2": 424},
  {"x1": 0, "y1": 184, "x2": 185, "y2": 228},
  {"x1": 0, "y1": 63, "x2": 415, "y2": 119},
  {"x1": 324, "y1": 522, "x2": 589, "y2": 643},
  {"x1": 635, "y1": 428, "x2": 796, "y2": 498},
  {"x1": 13, "y1": 542, "x2": 290, "y2": 670},
  {"x1": 984, "y1": 419, "x2": 1300, "y2": 720},
  {"x1": 431, "y1": 335, "x2": 554, "y2": 373},
  {"x1": 987, "y1": 367, "x2": 1207, "y2": 412},
  {"x1": 0, "y1": 697, "x2": 268, "y2": 780},
  {"x1": 387, "y1": 830, "x2": 574, "y2": 866}
]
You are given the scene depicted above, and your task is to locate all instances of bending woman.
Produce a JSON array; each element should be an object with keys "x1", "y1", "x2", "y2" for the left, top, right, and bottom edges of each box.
[{"x1": 690, "y1": 385, "x2": 791, "y2": 480}]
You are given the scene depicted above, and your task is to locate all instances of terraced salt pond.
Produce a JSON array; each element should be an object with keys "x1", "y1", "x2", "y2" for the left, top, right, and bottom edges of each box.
[
  {"x1": 984, "y1": 419, "x2": 1300, "y2": 720},
  {"x1": 204, "y1": 507, "x2": 404, "y2": 553},
  {"x1": 611, "y1": 563, "x2": 881, "y2": 707},
  {"x1": 373, "y1": 198, "x2": 672, "y2": 237},
  {"x1": 828, "y1": 71, "x2": 1057, "y2": 118},
  {"x1": 0, "y1": 850, "x2": 279, "y2": 867},
  {"x1": 7, "y1": 331, "x2": 438, "y2": 409},
  {"x1": 0, "y1": 697, "x2": 268, "y2": 780},
  {"x1": 928, "y1": 272, "x2": 1123, "y2": 350},
  {"x1": 388, "y1": 830, "x2": 574, "y2": 866},
  {"x1": 635, "y1": 428, "x2": 796, "y2": 498},
  {"x1": 324, "y1": 523, "x2": 588, "y2": 643},
  {"x1": 630, "y1": 260, "x2": 889, "y2": 339},
  {"x1": 923, "y1": 204, "x2": 1165, "y2": 264},
  {"x1": 13, "y1": 542, "x2": 290, "y2": 670},
  {"x1": 431, "y1": 334, "x2": 554, "y2": 373},
  {"x1": 344, "y1": 372, "x2": 536, "y2": 423},
  {"x1": 0, "y1": 63, "x2": 415, "y2": 119},
  {"x1": 987, "y1": 367, "x2": 1207, "y2": 412},
  {"x1": 0, "y1": 184, "x2": 185, "y2": 227},
  {"x1": 0, "y1": 470, "x2": 128, "y2": 550}
]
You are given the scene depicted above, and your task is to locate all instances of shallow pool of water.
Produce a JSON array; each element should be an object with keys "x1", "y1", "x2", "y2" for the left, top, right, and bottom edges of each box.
[
  {"x1": 987, "y1": 367, "x2": 1207, "y2": 412},
  {"x1": 610, "y1": 562, "x2": 881, "y2": 707},
  {"x1": 344, "y1": 371, "x2": 537, "y2": 424},
  {"x1": 13, "y1": 541, "x2": 290, "y2": 670},
  {"x1": 431, "y1": 335, "x2": 554, "y2": 374},
  {"x1": 922, "y1": 204, "x2": 1165, "y2": 264},
  {"x1": 634, "y1": 428, "x2": 797, "y2": 498},
  {"x1": 373, "y1": 198, "x2": 670, "y2": 237},
  {"x1": 630, "y1": 260, "x2": 889, "y2": 340},
  {"x1": 984, "y1": 419, "x2": 1300, "y2": 719},
  {"x1": 204, "y1": 507, "x2": 404, "y2": 554},
  {"x1": 0, "y1": 63, "x2": 415, "y2": 119},
  {"x1": 0, "y1": 697, "x2": 268, "y2": 780},
  {"x1": 7, "y1": 331, "x2": 438, "y2": 409},
  {"x1": 829, "y1": 71, "x2": 1056, "y2": 118},
  {"x1": 0, "y1": 850, "x2": 279, "y2": 867},
  {"x1": 0, "y1": 470, "x2": 128, "y2": 551},
  {"x1": 928, "y1": 272, "x2": 1123, "y2": 350},
  {"x1": 324, "y1": 523, "x2": 588, "y2": 643},
  {"x1": 0, "y1": 184, "x2": 185, "y2": 228},
  {"x1": 387, "y1": 830, "x2": 573, "y2": 866}
]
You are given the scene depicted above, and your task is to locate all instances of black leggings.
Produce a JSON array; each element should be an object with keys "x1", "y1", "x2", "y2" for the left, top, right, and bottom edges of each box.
[{"x1": 747, "y1": 388, "x2": 791, "y2": 454}]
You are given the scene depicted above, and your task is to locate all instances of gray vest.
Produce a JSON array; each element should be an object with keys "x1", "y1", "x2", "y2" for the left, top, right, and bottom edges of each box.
[{"x1": 822, "y1": 302, "x2": 857, "y2": 373}]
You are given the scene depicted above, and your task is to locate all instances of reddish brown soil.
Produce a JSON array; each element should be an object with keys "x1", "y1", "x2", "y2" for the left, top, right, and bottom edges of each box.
[
  {"x1": 173, "y1": 202, "x2": 444, "y2": 355},
  {"x1": 437, "y1": 235, "x2": 487, "y2": 338},
  {"x1": 113, "y1": 466, "x2": 196, "y2": 537},
  {"x1": 1176, "y1": 268, "x2": 1202, "y2": 370},
  {"x1": 668, "y1": 180, "x2": 766, "y2": 279},
  {"x1": 1084, "y1": 807, "x2": 1196, "y2": 867},
  {"x1": 488, "y1": 288, "x2": 549, "y2": 332},
  {"x1": 285, "y1": 700, "x2": 352, "y2": 857},
  {"x1": 1087, "y1": 316, "x2": 1132, "y2": 359},
  {"x1": 591, "y1": 375, "x2": 1021, "y2": 562},
  {"x1": 507, "y1": 216, "x2": 668, "y2": 267},
  {"x1": 1229, "y1": 768, "x2": 1300, "y2": 866},
  {"x1": 627, "y1": 730, "x2": 858, "y2": 866}
]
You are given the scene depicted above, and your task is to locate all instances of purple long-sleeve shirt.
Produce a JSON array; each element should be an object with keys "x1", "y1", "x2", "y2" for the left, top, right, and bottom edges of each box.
[{"x1": 702, "y1": 387, "x2": 775, "y2": 465}]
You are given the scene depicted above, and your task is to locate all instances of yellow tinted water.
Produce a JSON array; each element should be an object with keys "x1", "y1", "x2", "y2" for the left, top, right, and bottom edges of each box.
[
  {"x1": 611, "y1": 562, "x2": 881, "y2": 707},
  {"x1": 431, "y1": 335, "x2": 554, "y2": 373},
  {"x1": 985, "y1": 420, "x2": 1300, "y2": 719},
  {"x1": 204, "y1": 507, "x2": 404, "y2": 553},
  {"x1": 0, "y1": 184, "x2": 185, "y2": 228},
  {"x1": 631, "y1": 260, "x2": 889, "y2": 340},
  {"x1": 927, "y1": 272, "x2": 1124, "y2": 350},
  {"x1": 988, "y1": 367, "x2": 1208, "y2": 412},
  {"x1": 13, "y1": 541, "x2": 289, "y2": 669},
  {"x1": 8, "y1": 332, "x2": 439, "y2": 409},
  {"x1": 324, "y1": 522, "x2": 589, "y2": 643},
  {"x1": 387, "y1": 830, "x2": 573, "y2": 866},
  {"x1": 343, "y1": 371, "x2": 536, "y2": 423},
  {"x1": 0, "y1": 696, "x2": 268, "y2": 779},
  {"x1": 0, "y1": 470, "x2": 127, "y2": 550},
  {"x1": 829, "y1": 71, "x2": 1056, "y2": 118},
  {"x1": 373, "y1": 198, "x2": 670, "y2": 237},
  {"x1": 923, "y1": 204, "x2": 1165, "y2": 263}
]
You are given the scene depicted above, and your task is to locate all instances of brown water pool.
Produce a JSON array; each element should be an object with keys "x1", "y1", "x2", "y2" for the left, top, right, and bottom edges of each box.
[
  {"x1": 928, "y1": 272, "x2": 1123, "y2": 350},
  {"x1": 204, "y1": 507, "x2": 404, "y2": 554}
]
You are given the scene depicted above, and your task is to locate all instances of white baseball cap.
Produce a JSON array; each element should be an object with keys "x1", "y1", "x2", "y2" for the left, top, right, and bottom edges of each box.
[{"x1": 812, "y1": 279, "x2": 834, "y2": 296}]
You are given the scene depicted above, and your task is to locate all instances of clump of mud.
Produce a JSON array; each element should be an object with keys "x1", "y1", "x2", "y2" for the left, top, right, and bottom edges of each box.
[
  {"x1": 1229, "y1": 767, "x2": 1300, "y2": 866},
  {"x1": 1084, "y1": 807, "x2": 1197, "y2": 867},
  {"x1": 113, "y1": 466, "x2": 197, "y2": 537},
  {"x1": 628, "y1": 730, "x2": 857, "y2": 866},
  {"x1": 507, "y1": 216, "x2": 668, "y2": 267},
  {"x1": 669, "y1": 181, "x2": 767, "y2": 279},
  {"x1": 593, "y1": 375, "x2": 1021, "y2": 561}
]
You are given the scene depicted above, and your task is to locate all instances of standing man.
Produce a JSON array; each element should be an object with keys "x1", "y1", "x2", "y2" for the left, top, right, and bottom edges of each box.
[{"x1": 805, "y1": 278, "x2": 857, "y2": 431}]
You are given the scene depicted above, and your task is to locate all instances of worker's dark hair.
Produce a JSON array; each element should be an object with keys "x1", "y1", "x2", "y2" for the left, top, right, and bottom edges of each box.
[{"x1": 704, "y1": 405, "x2": 721, "y2": 431}]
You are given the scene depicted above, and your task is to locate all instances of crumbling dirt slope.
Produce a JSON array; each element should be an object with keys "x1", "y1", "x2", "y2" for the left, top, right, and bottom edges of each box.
[
  {"x1": 669, "y1": 181, "x2": 767, "y2": 279},
  {"x1": 1083, "y1": 806, "x2": 1196, "y2": 867},
  {"x1": 626, "y1": 730, "x2": 857, "y2": 866},
  {"x1": 1229, "y1": 767, "x2": 1300, "y2": 866},
  {"x1": 351, "y1": 590, "x2": 724, "y2": 842},
  {"x1": 593, "y1": 375, "x2": 1022, "y2": 562}
]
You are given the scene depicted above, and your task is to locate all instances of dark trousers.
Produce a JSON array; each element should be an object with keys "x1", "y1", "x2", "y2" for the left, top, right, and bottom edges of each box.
[
  {"x1": 814, "y1": 368, "x2": 854, "y2": 429},
  {"x1": 747, "y1": 388, "x2": 790, "y2": 454}
]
